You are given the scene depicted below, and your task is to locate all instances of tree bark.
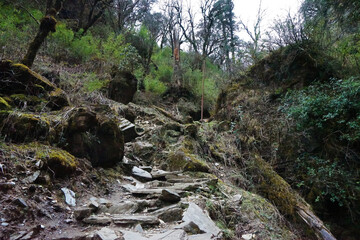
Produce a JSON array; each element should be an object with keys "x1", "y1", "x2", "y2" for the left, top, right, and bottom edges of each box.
[
  {"x1": 21, "y1": 14, "x2": 57, "y2": 68},
  {"x1": 201, "y1": 57, "x2": 206, "y2": 121}
]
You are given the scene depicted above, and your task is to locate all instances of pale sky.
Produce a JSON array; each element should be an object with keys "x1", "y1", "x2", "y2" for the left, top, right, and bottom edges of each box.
[{"x1": 233, "y1": 0, "x2": 303, "y2": 30}]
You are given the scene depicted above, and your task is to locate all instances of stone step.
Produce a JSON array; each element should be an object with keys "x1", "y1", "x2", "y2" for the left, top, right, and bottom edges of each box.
[{"x1": 112, "y1": 214, "x2": 160, "y2": 226}]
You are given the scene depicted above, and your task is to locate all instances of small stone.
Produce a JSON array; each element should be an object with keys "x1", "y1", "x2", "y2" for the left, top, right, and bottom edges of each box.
[
  {"x1": 94, "y1": 227, "x2": 120, "y2": 240},
  {"x1": 132, "y1": 166, "x2": 152, "y2": 182},
  {"x1": 74, "y1": 207, "x2": 93, "y2": 220},
  {"x1": 242, "y1": 233, "x2": 255, "y2": 240},
  {"x1": 1, "y1": 222, "x2": 9, "y2": 226},
  {"x1": 134, "y1": 224, "x2": 143, "y2": 233},
  {"x1": 232, "y1": 194, "x2": 243, "y2": 203},
  {"x1": 0, "y1": 182, "x2": 15, "y2": 190},
  {"x1": 22, "y1": 171, "x2": 40, "y2": 184},
  {"x1": 14, "y1": 198, "x2": 28, "y2": 208},
  {"x1": 89, "y1": 197, "x2": 100, "y2": 208},
  {"x1": 176, "y1": 221, "x2": 203, "y2": 234},
  {"x1": 64, "y1": 219, "x2": 73, "y2": 224},
  {"x1": 159, "y1": 189, "x2": 181, "y2": 203},
  {"x1": 61, "y1": 188, "x2": 76, "y2": 207}
]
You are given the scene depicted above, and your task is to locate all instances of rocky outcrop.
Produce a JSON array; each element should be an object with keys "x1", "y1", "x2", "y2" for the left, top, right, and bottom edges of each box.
[
  {"x1": 65, "y1": 108, "x2": 124, "y2": 167},
  {"x1": 108, "y1": 71, "x2": 138, "y2": 104},
  {"x1": 0, "y1": 60, "x2": 69, "y2": 111}
]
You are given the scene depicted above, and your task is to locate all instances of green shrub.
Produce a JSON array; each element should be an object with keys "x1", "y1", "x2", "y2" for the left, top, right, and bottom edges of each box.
[
  {"x1": 0, "y1": 4, "x2": 41, "y2": 59},
  {"x1": 281, "y1": 77, "x2": 360, "y2": 218},
  {"x1": 144, "y1": 75, "x2": 167, "y2": 95}
]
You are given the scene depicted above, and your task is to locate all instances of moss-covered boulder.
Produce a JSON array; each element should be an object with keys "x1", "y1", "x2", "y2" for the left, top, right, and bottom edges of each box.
[
  {"x1": 35, "y1": 146, "x2": 78, "y2": 177},
  {"x1": 0, "y1": 60, "x2": 56, "y2": 95},
  {"x1": 108, "y1": 71, "x2": 137, "y2": 104},
  {"x1": 0, "y1": 60, "x2": 69, "y2": 110},
  {"x1": 167, "y1": 150, "x2": 209, "y2": 172},
  {"x1": 0, "y1": 111, "x2": 50, "y2": 143},
  {"x1": 64, "y1": 108, "x2": 124, "y2": 167}
]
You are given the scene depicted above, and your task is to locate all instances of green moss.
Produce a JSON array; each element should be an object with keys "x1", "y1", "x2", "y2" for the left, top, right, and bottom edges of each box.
[
  {"x1": 36, "y1": 147, "x2": 77, "y2": 175},
  {"x1": 167, "y1": 149, "x2": 210, "y2": 172},
  {"x1": 253, "y1": 154, "x2": 299, "y2": 218},
  {"x1": 0, "y1": 97, "x2": 11, "y2": 110}
]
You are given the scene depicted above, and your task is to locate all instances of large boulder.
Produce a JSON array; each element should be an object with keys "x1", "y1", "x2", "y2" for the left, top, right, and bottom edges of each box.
[
  {"x1": 65, "y1": 108, "x2": 124, "y2": 167},
  {"x1": 108, "y1": 71, "x2": 138, "y2": 104},
  {"x1": 0, "y1": 60, "x2": 69, "y2": 111}
]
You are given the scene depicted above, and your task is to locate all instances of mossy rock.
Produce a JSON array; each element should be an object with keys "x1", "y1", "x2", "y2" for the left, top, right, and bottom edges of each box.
[
  {"x1": 48, "y1": 88, "x2": 70, "y2": 110},
  {"x1": 108, "y1": 71, "x2": 137, "y2": 104},
  {"x1": 0, "y1": 60, "x2": 56, "y2": 96},
  {"x1": 10, "y1": 94, "x2": 44, "y2": 109},
  {"x1": 64, "y1": 108, "x2": 124, "y2": 167},
  {"x1": 0, "y1": 97, "x2": 11, "y2": 110},
  {"x1": 35, "y1": 146, "x2": 77, "y2": 177},
  {"x1": 0, "y1": 111, "x2": 50, "y2": 143},
  {"x1": 167, "y1": 150, "x2": 209, "y2": 173}
]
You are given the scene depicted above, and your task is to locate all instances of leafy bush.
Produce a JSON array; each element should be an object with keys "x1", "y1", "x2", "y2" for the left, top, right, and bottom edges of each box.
[
  {"x1": 0, "y1": 4, "x2": 41, "y2": 59},
  {"x1": 282, "y1": 77, "x2": 360, "y2": 218},
  {"x1": 144, "y1": 74, "x2": 167, "y2": 95}
]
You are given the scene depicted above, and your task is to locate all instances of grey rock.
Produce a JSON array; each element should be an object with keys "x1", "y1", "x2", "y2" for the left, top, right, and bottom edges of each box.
[
  {"x1": 61, "y1": 188, "x2": 76, "y2": 207},
  {"x1": 159, "y1": 189, "x2": 181, "y2": 203},
  {"x1": 188, "y1": 233, "x2": 215, "y2": 240},
  {"x1": 74, "y1": 207, "x2": 93, "y2": 220},
  {"x1": 131, "y1": 189, "x2": 163, "y2": 198},
  {"x1": 157, "y1": 207, "x2": 183, "y2": 223},
  {"x1": 83, "y1": 215, "x2": 112, "y2": 225},
  {"x1": 14, "y1": 198, "x2": 28, "y2": 208},
  {"x1": 183, "y1": 203, "x2": 221, "y2": 236},
  {"x1": 119, "y1": 119, "x2": 138, "y2": 143},
  {"x1": 176, "y1": 221, "x2": 204, "y2": 234},
  {"x1": 94, "y1": 227, "x2": 120, "y2": 240},
  {"x1": 112, "y1": 214, "x2": 159, "y2": 226},
  {"x1": 134, "y1": 224, "x2": 144, "y2": 233},
  {"x1": 121, "y1": 230, "x2": 148, "y2": 240},
  {"x1": 89, "y1": 197, "x2": 100, "y2": 208},
  {"x1": 22, "y1": 171, "x2": 40, "y2": 184},
  {"x1": 132, "y1": 166, "x2": 153, "y2": 182},
  {"x1": 149, "y1": 230, "x2": 187, "y2": 240},
  {"x1": 133, "y1": 141, "x2": 154, "y2": 160},
  {"x1": 99, "y1": 201, "x2": 138, "y2": 214}
]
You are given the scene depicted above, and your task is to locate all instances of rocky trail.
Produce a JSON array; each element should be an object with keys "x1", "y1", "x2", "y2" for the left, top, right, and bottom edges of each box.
[{"x1": 0, "y1": 60, "x2": 335, "y2": 240}]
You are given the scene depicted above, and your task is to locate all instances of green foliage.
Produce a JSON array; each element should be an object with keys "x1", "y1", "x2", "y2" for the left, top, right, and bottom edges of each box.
[
  {"x1": 102, "y1": 33, "x2": 140, "y2": 71},
  {"x1": 82, "y1": 73, "x2": 108, "y2": 92},
  {"x1": 283, "y1": 77, "x2": 360, "y2": 142},
  {"x1": 0, "y1": 4, "x2": 41, "y2": 59},
  {"x1": 47, "y1": 23, "x2": 100, "y2": 62},
  {"x1": 282, "y1": 77, "x2": 360, "y2": 218},
  {"x1": 143, "y1": 74, "x2": 167, "y2": 95}
]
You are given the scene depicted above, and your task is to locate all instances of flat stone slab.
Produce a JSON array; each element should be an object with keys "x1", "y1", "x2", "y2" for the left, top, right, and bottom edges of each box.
[
  {"x1": 131, "y1": 189, "x2": 163, "y2": 198},
  {"x1": 121, "y1": 231, "x2": 148, "y2": 240},
  {"x1": 94, "y1": 227, "x2": 120, "y2": 240},
  {"x1": 83, "y1": 215, "x2": 112, "y2": 225},
  {"x1": 182, "y1": 203, "x2": 221, "y2": 236},
  {"x1": 98, "y1": 201, "x2": 138, "y2": 214},
  {"x1": 112, "y1": 214, "x2": 159, "y2": 226},
  {"x1": 149, "y1": 230, "x2": 187, "y2": 240},
  {"x1": 159, "y1": 189, "x2": 181, "y2": 203},
  {"x1": 132, "y1": 166, "x2": 153, "y2": 182}
]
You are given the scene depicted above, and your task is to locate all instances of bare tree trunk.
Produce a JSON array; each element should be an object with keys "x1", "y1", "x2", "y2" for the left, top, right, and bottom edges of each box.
[
  {"x1": 201, "y1": 57, "x2": 206, "y2": 121},
  {"x1": 21, "y1": 11, "x2": 57, "y2": 68},
  {"x1": 172, "y1": 28, "x2": 182, "y2": 87},
  {"x1": 22, "y1": 0, "x2": 63, "y2": 68}
]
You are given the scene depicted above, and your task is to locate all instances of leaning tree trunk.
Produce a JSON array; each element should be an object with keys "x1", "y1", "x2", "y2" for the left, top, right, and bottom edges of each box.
[
  {"x1": 172, "y1": 29, "x2": 182, "y2": 87},
  {"x1": 22, "y1": 2, "x2": 62, "y2": 68},
  {"x1": 252, "y1": 154, "x2": 337, "y2": 240}
]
